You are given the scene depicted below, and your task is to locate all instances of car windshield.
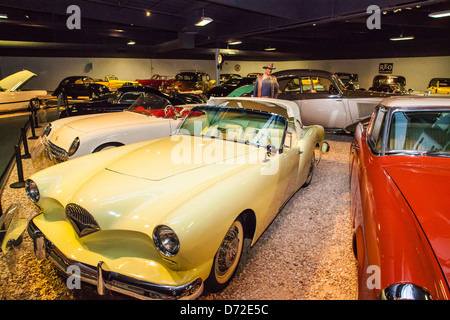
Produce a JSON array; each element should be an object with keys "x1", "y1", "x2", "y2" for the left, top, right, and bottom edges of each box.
[
  {"x1": 175, "y1": 73, "x2": 195, "y2": 81},
  {"x1": 177, "y1": 106, "x2": 287, "y2": 149},
  {"x1": 387, "y1": 110, "x2": 450, "y2": 156},
  {"x1": 126, "y1": 93, "x2": 171, "y2": 114},
  {"x1": 118, "y1": 92, "x2": 143, "y2": 104}
]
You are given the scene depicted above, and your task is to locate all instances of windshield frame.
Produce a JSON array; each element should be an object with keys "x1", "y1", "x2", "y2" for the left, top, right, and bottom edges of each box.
[
  {"x1": 380, "y1": 107, "x2": 450, "y2": 156},
  {"x1": 175, "y1": 105, "x2": 289, "y2": 152}
]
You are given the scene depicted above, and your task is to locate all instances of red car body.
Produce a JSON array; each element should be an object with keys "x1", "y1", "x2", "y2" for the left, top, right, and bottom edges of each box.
[
  {"x1": 136, "y1": 74, "x2": 174, "y2": 90},
  {"x1": 350, "y1": 96, "x2": 450, "y2": 300}
]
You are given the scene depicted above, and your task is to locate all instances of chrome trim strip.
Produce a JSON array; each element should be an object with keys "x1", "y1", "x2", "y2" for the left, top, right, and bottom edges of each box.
[
  {"x1": 27, "y1": 219, "x2": 204, "y2": 300},
  {"x1": 43, "y1": 139, "x2": 69, "y2": 163}
]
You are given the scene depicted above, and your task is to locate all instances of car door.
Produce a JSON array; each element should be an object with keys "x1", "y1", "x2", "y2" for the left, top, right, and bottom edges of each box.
[
  {"x1": 279, "y1": 122, "x2": 300, "y2": 199},
  {"x1": 298, "y1": 76, "x2": 347, "y2": 128}
]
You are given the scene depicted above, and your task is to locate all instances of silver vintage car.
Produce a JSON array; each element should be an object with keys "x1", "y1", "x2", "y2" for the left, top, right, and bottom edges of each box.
[{"x1": 274, "y1": 69, "x2": 393, "y2": 132}]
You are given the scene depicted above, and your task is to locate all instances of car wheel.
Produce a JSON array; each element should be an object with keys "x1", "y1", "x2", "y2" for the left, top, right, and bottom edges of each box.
[
  {"x1": 205, "y1": 218, "x2": 244, "y2": 292},
  {"x1": 302, "y1": 153, "x2": 315, "y2": 188}
]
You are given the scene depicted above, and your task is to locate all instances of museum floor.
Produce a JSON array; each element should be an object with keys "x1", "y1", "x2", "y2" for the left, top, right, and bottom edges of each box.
[{"x1": 0, "y1": 126, "x2": 357, "y2": 300}]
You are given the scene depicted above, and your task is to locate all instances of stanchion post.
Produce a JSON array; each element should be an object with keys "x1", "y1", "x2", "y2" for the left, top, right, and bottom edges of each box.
[
  {"x1": 10, "y1": 145, "x2": 26, "y2": 189},
  {"x1": 21, "y1": 127, "x2": 31, "y2": 159},
  {"x1": 28, "y1": 114, "x2": 38, "y2": 140}
]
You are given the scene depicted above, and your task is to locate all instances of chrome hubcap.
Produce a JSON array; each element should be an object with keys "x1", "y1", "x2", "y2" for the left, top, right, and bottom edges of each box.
[{"x1": 217, "y1": 226, "x2": 240, "y2": 276}]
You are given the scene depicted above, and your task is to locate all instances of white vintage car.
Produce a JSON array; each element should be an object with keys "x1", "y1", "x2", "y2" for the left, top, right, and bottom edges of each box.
[
  {"x1": 274, "y1": 69, "x2": 393, "y2": 132},
  {"x1": 26, "y1": 97, "x2": 329, "y2": 299},
  {"x1": 39, "y1": 93, "x2": 196, "y2": 163},
  {"x1": 0, "y1": 70, "x2": 47, "y2": 112}
]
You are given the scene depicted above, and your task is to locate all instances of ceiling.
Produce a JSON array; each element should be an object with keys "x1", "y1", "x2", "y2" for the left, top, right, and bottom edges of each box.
[{"x1": 0, "y1": 0, "x2": 449, "y2": 61}]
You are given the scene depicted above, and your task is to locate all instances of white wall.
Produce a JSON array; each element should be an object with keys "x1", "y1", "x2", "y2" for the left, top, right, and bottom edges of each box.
[{"x1": 1, "y1": 55, "x2": 449, "y2": 92}]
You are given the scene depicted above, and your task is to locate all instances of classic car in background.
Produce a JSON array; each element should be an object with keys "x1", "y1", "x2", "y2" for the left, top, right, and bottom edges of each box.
[
  {"x1": 39, "y1": 94, "x2": 195, "y2": 163},
  {"x1": 58, "y1": 85, "x2": 205, "y2": 118},
  {"x1": 53, "y1": 76, "x2": 110, "y2": 99},
  {"x1": 0, "y1": 70, "x2": 47, "y2": 112},
  {"x1": 26, "y1": 97, "x2": 329, "y2": 299},
  {"x1": 94, "y1": 75, "x2": 140, "y2": 90},
  {"x1": 350, "y1": 96, "x2": 450, "y2": 300},
  {"x1": 219, "y1": 73, "x2": 241, "y2": 84},
  {"x1": 170, "y1": 71, "x2": 215, "y2": 94},
  {"x1": 207, "y1": 76, "x2": 255, "y2": 98},
  {"x1": 369, "y1": 75, "x2": 407, "y2": 94},
  {"x1": 427, "y1": 78, "x2": 450, "y2": 94},
  {"x1": 336, "y1": 72, "x2": 361, "y2": 90},
  {"x1": 136, "y1": 74, "x2": 174, "y2": 90},
  {"x1": 246, "y1": 73, "x2": 262, "y2": 78},
  {"x1": 274, "y1": 69, "x2": 391, "y2": 132}
]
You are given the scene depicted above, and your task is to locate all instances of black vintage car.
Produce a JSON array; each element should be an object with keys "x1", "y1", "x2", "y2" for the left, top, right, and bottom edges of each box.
[
  {"x1": 369, "y1": 75, "x2": 407, "y2": 94},
  {"x1": 58, "y1": 85, "x2": 205, "y2": 118},
  {"x1": 336, "y1": 72, "x2": 362, "y2": 90},
  {"x1": 206, "y1": 76, "x2": 256, "y2": 98},
  {"x1": 53, "y1": 76, "x2": 110, "y2": 99}
]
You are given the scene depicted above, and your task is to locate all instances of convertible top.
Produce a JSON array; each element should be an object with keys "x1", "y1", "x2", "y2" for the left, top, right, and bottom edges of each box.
[{"x1": 207, "y1": 97, "x2": 300, "y2": 122}]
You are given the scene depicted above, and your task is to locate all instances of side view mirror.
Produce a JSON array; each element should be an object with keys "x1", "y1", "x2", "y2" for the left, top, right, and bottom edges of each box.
[
  {"x1": 267, "y1": 144, "x2": 278, "y2": 157},
  {"x1": 321, "y1": 141, "x2": 330, "y2": 153},
  {"x1": 262, "y1": 145, "x2": 278, "y2": 163}
]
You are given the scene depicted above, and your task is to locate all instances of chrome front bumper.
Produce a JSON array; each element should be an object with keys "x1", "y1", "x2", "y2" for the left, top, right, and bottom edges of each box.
[{"x1": 27, "y1": 219, "x2": 204, "y2": 300}]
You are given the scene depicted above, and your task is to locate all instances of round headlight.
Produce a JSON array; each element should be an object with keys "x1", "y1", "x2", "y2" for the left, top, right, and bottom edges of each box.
[
  {"x1": 153, "y1": 225, "x2": 180, "y2": 257},
  {"x1": 25, "y1": 179, "x2": 40, "y2": 203},
  {"x1": 379, "y1": 283, "x2": 432, "y2": 300},
  {"x1": 68, "y1": 137, "x2": 80, "y2": 156}
]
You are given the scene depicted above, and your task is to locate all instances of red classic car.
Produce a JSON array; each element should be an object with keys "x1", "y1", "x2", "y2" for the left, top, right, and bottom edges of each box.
[
  {"x1": 350, "y1": 96, "x2": 450, "y2": 300},
  {"x1": 136, "y1": 74, "x2": 174, "y2": 90}
]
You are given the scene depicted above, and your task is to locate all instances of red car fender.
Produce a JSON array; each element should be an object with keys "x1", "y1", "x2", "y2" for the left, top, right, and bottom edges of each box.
[{"x1": 351, "y1": 126, "x2": 449, "y2": 300}]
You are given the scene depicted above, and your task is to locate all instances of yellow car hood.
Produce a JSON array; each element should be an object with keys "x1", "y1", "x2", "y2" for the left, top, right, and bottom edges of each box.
[
  {"x1": 66, "y1": 136, "x2": 258, "y2": 231},
  {"x1": 105, "y1": 135, "x2": 252, "y2": 181}
]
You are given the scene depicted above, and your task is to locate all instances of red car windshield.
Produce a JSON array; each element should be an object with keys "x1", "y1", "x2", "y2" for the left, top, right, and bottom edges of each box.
[{"x1": 387, "y1": 110, "x2": 450, "y2": 155}]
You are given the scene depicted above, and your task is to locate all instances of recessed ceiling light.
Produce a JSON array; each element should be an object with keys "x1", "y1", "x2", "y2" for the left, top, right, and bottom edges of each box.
[
  {"x1": 265, "y1": 47, "x2": 276, "y2": 51},
  {"x1": 428, "y1": 10, "x2": 450, "y2": 18},
  {"x1": 145, "y1": 10, "x2": 151, "y2": 17},
  {"x1": 228, "y1": 40, "x2": 242, "y2": 45},
  {"x1": 127, "y1": 40, "x2": 136, "y2": 45},
  {"x1": 0, "y1": 14, "x2": 8, "y2": 19}
]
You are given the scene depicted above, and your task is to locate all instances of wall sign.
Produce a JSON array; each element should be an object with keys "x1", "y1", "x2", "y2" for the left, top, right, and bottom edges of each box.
[{"x1": 379, "y1": 63, "x2": 393, "y2": 74}]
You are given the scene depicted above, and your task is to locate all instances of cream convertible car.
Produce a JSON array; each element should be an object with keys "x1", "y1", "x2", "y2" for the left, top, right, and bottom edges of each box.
[{"x1": 26, "y1": 97, "x2": 329, "y2": 299}]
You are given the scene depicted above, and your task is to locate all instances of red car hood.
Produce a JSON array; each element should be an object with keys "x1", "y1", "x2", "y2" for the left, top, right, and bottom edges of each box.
[{"x1": 384, "y1": 159, "x2": 450, "y2": 286}]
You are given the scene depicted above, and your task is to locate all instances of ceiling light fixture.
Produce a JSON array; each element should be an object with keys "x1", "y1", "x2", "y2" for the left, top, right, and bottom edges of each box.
[
  {"x1": 0, "y1": 14, "x2": 8, "y2": 19},
  {"x1": 390, "y1": 35, "x2": 414, "y2": 41},
  {"x1": 228, "y1": 40, "x2": 242, "y2": 45},
  {"x1": 428, "y1": 10, "x2": 450, "y2": 18},
  {"x1": 265, "y1": 47, "x2": 276, "y2": 51},
  {"x1": 195, "y1": 9, "x2": 213, "y2": 26},
  {"x1": 195, "y1": 16, "x2": 213, "y2": 26},
  {"x1": 127, "y1": 40, "x2": 136, "y2": 45},
  {"x1": 145, "y1": 10, "x2": 151, "y2": 17}
]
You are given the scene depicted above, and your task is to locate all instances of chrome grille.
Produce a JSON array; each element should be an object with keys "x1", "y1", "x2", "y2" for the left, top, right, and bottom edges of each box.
[
  {"x1": 45, "y1": 140, "x2": 69, "y2": 163},
  {"x1": 66, "y1": 203, "x2": 100, "y2": 237}
]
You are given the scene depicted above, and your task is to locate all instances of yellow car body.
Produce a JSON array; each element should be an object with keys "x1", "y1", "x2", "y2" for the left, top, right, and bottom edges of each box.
[
  {"x1": 95, "y1": 75, "x2": 140, "y2": 90},
  {"x1": 427, "y1": 78, "x2": 450, "y2": 94},
  {"x1": 26, "y1": 97, "x2": 328, "y2": 300}
]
